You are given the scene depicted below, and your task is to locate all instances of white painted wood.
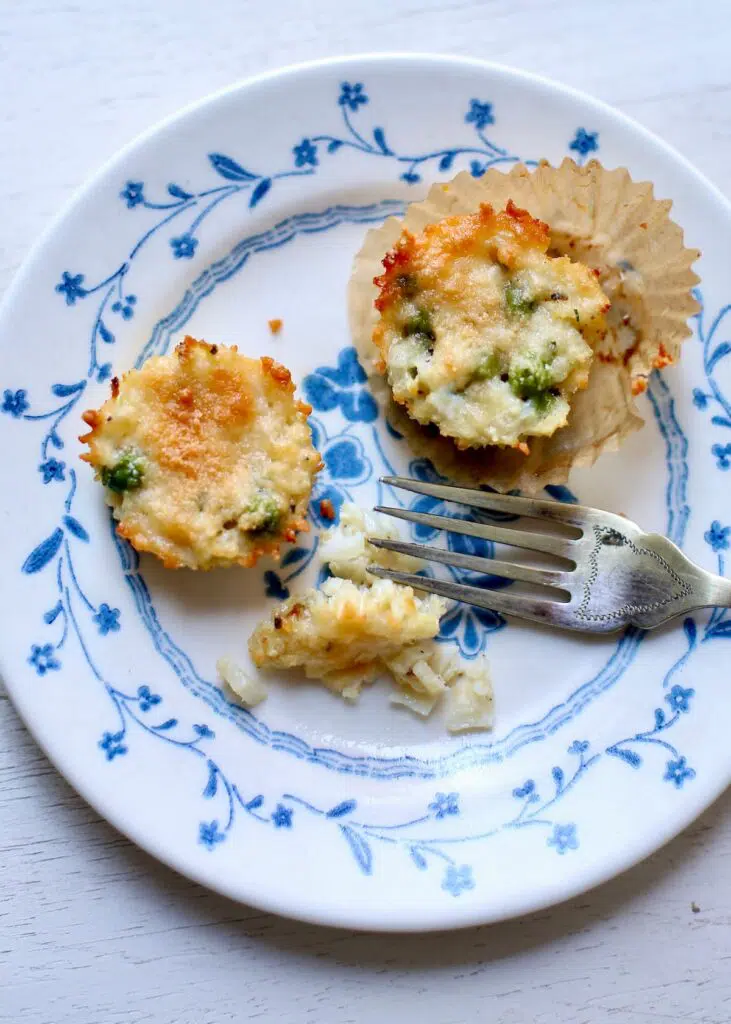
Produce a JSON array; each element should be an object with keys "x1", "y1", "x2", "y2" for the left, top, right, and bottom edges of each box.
[{"x1": 2, "y1": 1, "x2": 731, "y2": 1020}]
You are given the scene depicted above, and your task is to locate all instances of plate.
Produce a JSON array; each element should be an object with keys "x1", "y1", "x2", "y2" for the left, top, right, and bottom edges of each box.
[{"x1": 1, "y1": 54, "x2": 730, "y2": 932}]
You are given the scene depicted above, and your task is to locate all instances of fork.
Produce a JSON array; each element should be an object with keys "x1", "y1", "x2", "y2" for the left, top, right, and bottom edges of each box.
[{"x1": 367, "y1": 476, "x2": 731, "y2": 634}]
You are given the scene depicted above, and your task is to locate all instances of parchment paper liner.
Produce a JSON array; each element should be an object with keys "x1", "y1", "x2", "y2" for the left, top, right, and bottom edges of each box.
[{"x1": 348, "y1": 159, "x2": 699, "y2": 492}]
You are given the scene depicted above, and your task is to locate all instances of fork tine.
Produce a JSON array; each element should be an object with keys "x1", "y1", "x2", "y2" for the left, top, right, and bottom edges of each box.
[
  {"x1": 380, "y1": 475, "x2": 591, "y2": 527},
  {"x1": 368, "y1": 537, "x2": 569, "y2": 590},
  {"x1": 374, "y1": 506, "x2": 575, "y2": 561},
  {"x1": 367, "y1": 566, "x2": 579, "y2": 629}
]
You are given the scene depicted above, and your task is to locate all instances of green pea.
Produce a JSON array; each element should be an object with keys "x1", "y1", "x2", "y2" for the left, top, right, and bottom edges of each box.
[{"x1": 101, "y1": 451, "x2": 145, "y2": 494}]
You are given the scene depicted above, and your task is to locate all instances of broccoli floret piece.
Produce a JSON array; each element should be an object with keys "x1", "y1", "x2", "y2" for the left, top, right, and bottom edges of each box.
[
  {"x1": 100, "y1": 451, "x2": 145, "y2": 494},
  {"x1": 245, "y1": 492, "x2": 281, "y2": 533},
  {"x1": 505, "y1": 280, "x2": 537, "y2": 316},
  {"x1": 508, "y1": 354, "x2": 560, "y2": 413}
]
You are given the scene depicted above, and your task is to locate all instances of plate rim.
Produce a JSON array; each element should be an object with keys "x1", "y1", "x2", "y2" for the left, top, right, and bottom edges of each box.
[{"x1": 1, "y1": 51, "x2": 730, "y2": 931}]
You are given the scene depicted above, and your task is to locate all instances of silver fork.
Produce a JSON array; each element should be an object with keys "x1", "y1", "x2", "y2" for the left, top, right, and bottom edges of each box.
[{"x1": 368, "y1": 476, "x2": 731, "y2": 634}]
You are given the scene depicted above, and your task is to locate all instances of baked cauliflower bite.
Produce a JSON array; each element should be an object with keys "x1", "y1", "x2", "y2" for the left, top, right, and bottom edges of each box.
[
  {"x1": 373, "y1": 201, "x2": 610, "y2": 449},
  {"x1": 80, "y1": 338, "x2": 321, "y2": 569}
]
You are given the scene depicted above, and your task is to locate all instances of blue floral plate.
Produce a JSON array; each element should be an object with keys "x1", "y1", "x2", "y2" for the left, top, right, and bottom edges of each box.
[{"x1": 2, "y1": 54, "x2": 730, "y2": 931}]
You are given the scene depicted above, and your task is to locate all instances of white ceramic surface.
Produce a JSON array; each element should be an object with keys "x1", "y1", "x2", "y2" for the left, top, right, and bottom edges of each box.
[{"x1": 1, "y1": 54, "x2": 730, "y2": 931}]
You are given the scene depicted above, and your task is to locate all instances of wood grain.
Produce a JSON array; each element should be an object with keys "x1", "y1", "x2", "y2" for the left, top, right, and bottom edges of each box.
[{"x1": 2, "y1": 1, "x2": 731, "y2": 1021}]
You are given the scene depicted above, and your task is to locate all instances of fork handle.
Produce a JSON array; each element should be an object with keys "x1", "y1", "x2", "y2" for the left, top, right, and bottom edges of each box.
[{"x1": 704, "y1": 570, "x2": 731, "y2": 608}]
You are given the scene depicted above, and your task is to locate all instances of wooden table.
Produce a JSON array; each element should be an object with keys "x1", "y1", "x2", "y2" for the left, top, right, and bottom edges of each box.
[{"x1": 2, "y1": 2, "x2": 731, "y2": 1021}]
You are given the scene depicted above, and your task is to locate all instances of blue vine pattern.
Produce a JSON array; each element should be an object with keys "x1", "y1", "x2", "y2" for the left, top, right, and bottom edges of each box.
[
  {"x1": 691, "y1": 288, "x2": 731, "y2": 471},
  {"x1": 3, "y1": 79, "x2": 729, "y2": 894}
]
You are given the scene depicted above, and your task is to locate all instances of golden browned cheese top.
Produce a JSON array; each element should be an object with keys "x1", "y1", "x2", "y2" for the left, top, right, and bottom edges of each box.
[{"x1": 80, "y1": 337, "x2": 321, "y2": 569}]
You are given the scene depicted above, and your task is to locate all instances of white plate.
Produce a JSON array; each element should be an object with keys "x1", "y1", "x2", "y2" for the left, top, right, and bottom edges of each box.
[{"x1": 2, "y1": 54, "x2": 730, "y2": 932}]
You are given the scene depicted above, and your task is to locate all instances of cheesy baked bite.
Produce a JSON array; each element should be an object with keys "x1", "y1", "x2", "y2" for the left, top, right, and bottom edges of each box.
[
  {"x1": 249, "y1": 577, "x2": 447, "y2": 700},
  {"x1": 373, "y1": 201, "x2": 610, "y2": 450},
  {"x1": 350, "y1": 161, "x2": 699, "y2": 493},
  {"x1": 80, "y1": 338, "x2": 321, "y2": 569}
]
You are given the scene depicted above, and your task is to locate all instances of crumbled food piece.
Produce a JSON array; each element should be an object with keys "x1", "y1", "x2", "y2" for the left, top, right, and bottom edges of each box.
[
  {"x1": 241, "y1": 504, "x2": 496, "y2": 731},
  {"x1": 373, "y1": 201, "x2": 609, "y2": 449},
  {"x1": 384, "y1": 642, "x2": 448, "y2": 716},
  {"x1": 319, "y1": 502, "x2": 423, "y2": 584},
  {"x1": 387, "y1": 644, "x2": 493, "y2": 732},
  {"x1": 319, "y1": 498, "x2": 336, "y2": 521},
  {"x1": 268, "y1": 318, "x2": 283, "y2": 334},
  {"x1": 217, "y1": 656, "x2": 268, "y2": 708},
  {"x1": 79, "y1": 337, "x2": 321, "y2": 569},
  {"x1": 249, "y1": 577, "x2": 447, "y2": 700},
  {"x1": 443, "y1": 655, "x2": 494, "y2": 732}
]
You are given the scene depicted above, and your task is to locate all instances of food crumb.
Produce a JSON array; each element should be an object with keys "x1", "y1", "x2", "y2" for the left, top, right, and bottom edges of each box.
[
  {"x1": 319, "y1": 498, "x2": 336, "y2": 520},
  {"x1": 691, "y1": 901, "x2": 701, "y2": 914},
  {"x1": 268, "y1": 318, "x2": 283, "y2": 335}
]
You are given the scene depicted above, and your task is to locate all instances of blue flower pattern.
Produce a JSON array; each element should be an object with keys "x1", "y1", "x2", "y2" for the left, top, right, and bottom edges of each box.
[
  {"x1": 271, "y1": 804, "x2": 293, "y2": 828},
  {"x1": 137, "y1": 684, "x2": 161, "y2": 712},
  {"x1": 429, "y1": 792, "x2": 460, "y2": 819},
  {"x1": 55, "y1": 271, "x2": 87, "y2": 305},
  {"x1": 712, "y1": 443, "x2": 731, "y2": 470},
  {"x1": 170, "y1": 234, "x2": 198, "y2": 259},
  {"x1": 665, "y1": 684, "x2": 695, "y2": 714},
  {"x1": 465, "y1": 99, "x2": 495, "y2": 131},
  {"x1": 442, "y1": 864, "x2": 475, "y2": 897},
  {"x1": 99, "y1": 730, "x2": 127, "y2": 761},
  {"x1": 569, "y1": 128, "x2": 599, "y2": 159},
  {"x1": 547, "y1": 823, "x2": 579, "y2": 855},
  {"x1": 705, "y1": 520, "x2": 730, "y2": 552},
  {"x1": 339, "y1": 82, "x2": 368, "y2": 111},
  {"x1": 39, "y1": 458, "x2": 65, "y2": 483},
  {"x1": 293, "y1": 138, "x2": 318, "y2": 167},
  {"x1": 664, "y1": 757, "x2": 696, "y2": 789},
  {"x1": 111, "y1": 294, "x2": 137, "y2": 320},
  {"x1": 199, "y1": 820, "x2": 226, "y2": 849},
  {"x1": 120, "y1": 181, "x2": 144, "y2": 208},
  {"x1": 2, "y1": 388, "x2": 29, "y2": 417},
  {"x1": 28, "y1": 643, "x2": 60, "y2": 676},
  {"x1": 93, "y1": 603, "x2": 121, "y2": 636}
]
